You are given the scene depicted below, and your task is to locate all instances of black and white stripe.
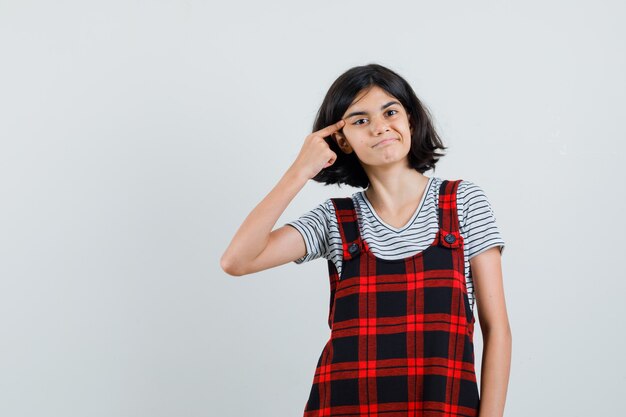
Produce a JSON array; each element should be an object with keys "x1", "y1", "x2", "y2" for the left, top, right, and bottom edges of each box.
[{"x1": 285, "y1": 176, "x2": 505, "y2": 312}]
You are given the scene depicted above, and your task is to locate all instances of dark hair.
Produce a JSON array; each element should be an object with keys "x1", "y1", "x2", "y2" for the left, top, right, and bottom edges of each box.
[{"x1": 311, "y1": 63, "x2": 447, "y2": 189}]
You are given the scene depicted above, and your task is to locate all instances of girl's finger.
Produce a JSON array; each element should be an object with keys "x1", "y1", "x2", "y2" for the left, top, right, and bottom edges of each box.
[{"x1": 315, "y1": 119, "x2": 345, "y2": 137}]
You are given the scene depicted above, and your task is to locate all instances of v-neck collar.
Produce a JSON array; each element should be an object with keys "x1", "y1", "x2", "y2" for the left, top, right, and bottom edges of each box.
[{"x1": 359, "y1": 176, "x2": 434, "y2": 232}]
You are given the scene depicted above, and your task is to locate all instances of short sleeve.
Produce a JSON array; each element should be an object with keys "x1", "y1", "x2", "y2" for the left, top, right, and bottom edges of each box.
[
  {"x1": 284, "y1": 198, "x2": 333, "y2": 264},
  {"x1": 458, "y1": 180, "x2": 506, "y2": 259}
]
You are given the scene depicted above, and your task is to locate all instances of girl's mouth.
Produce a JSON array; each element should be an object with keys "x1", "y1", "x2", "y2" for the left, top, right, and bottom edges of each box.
[{"x1": 374, "y1": 138, "x2": 398, "y2": 148}]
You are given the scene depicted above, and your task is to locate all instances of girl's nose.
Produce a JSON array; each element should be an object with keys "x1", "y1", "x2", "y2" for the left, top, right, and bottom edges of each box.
[{"x1": 371, "y1": 115, "x2": 390, "y2": 135}]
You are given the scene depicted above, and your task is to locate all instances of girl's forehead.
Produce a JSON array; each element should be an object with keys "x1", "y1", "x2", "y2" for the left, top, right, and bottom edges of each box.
[
  {"x1": 343, "y1": 87, "x2": 403, "y2": 116},
  {"x1": 352, "y1": 85, "x2": 394, "y2": 102}
]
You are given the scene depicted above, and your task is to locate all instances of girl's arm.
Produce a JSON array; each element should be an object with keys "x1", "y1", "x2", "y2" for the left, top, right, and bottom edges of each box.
[
  {"x1": 220, "y1": 119, "x2": 345, "y2": 276},
  {"x1": 220, "y1": 168, "x2": 309, "y2": 276},
  {"x1": 471, "y1": 246, "x2": 512, "y2": 417}
]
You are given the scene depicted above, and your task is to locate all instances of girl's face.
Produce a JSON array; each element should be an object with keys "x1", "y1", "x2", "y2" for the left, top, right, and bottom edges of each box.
[{"x1": 333, "y1": 85, "x2": 413, "y2": 168}]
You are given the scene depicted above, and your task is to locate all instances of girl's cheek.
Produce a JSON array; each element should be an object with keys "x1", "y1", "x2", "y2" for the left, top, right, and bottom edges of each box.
[{"x1": 342, "y1": 126, "x2": 356, "y2": 137}]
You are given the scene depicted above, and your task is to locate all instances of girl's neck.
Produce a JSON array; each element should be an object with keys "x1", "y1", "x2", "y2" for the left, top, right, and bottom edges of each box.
[{"x1": 364, "y1": 169, "x2": 429, "y2": 212}]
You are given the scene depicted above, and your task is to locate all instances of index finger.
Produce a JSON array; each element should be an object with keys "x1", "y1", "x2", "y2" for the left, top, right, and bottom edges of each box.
[{"x1": 315, "y1": 119, "x2": 346, "y2": 137}]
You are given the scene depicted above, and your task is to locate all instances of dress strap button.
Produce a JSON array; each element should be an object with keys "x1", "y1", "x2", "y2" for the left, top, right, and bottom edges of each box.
[
  {"x1": 444, "y1": 234, "x2": 456, "y2": 244},
  {"x1": 348, "y1": 243, "x2": 360, "y2": 254}
]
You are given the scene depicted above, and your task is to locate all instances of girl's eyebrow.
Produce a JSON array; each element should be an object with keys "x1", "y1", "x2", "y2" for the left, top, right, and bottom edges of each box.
[{"x1": 345, "y1": 101, "x2": 400, "y2": 118}]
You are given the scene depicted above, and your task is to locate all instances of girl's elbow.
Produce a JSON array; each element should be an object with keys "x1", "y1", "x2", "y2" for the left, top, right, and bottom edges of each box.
[
  {"x1": 220, "y1": 254, "x2": 244, "y2": 276},
  {"x1": 481, "y1": 320, "x2": 512, "y2": 339}
]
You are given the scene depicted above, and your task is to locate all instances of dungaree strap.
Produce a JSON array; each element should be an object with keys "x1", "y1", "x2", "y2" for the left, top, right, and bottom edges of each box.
[
  {"x1": 437, "y1": 179, "x2": 464, "y2": 249},
  {"x1": 329, "y1": 197, "x2": 363, "y2": 261}
]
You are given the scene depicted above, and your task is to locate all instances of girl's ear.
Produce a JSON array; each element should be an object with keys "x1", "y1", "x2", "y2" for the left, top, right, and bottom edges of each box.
[{"x1": 333, "y1": 132, "x2": 353, "y2": 154}]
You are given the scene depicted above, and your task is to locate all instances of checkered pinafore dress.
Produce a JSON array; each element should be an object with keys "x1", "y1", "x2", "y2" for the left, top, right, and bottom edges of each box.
[{"x1": 303, "y1": 179, "x2": 480, "y2": 417}]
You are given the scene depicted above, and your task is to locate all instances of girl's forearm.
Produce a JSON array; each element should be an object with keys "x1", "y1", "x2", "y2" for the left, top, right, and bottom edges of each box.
[
  {"x1": 478, "y1": 327, "x2": 512, "y2": 417},
  {"x1": 220, "y1": 165, "x2": 308, "y2": 274}
]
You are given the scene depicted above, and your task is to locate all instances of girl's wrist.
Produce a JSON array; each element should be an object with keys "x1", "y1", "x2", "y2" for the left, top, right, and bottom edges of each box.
[{"x1": 285, "y1": 165, "x2": 310, "y2": 185}]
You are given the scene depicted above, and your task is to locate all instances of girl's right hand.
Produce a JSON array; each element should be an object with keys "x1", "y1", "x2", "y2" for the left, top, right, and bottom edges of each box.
[{"x1": 290, "y1": 119, "x2": 346, "y2": 180}]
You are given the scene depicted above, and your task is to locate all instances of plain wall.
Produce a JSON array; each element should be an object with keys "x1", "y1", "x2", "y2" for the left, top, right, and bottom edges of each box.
[{"x1": 1, "y1": 1, "x2": 625, "y2": 416}]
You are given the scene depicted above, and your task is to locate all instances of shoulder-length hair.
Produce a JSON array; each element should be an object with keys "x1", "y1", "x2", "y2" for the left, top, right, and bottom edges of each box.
[{"x1": 312, "y1": 63, "x2": 447, "y2": 189}]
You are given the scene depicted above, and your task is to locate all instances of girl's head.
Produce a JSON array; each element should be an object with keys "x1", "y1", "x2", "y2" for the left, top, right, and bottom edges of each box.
[{"x1": 312, "y1": 63, "x2": 447, "y2": 189}]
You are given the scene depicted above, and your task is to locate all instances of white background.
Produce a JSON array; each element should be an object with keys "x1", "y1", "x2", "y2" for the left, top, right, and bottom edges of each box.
[{"x1": 1, "y1": 1, "x2": 625, "y2": 416}]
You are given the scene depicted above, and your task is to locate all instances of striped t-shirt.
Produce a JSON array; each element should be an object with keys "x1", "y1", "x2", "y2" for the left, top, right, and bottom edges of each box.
[{"x1": 284, "y1": 176, "x2": 505, "y2": 312}]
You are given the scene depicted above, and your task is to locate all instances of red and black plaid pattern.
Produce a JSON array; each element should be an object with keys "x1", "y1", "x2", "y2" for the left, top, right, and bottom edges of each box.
[{"x1": 303, "y1": 179, "x2": 479, "y2": 417}]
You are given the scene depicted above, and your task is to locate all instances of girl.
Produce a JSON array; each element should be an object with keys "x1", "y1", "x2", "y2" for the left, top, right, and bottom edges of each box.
[{"x1": 221, "y1": 63, "x2": 512, "y2": 417}]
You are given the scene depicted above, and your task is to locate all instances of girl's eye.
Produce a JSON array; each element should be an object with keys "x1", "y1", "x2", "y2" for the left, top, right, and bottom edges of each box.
[{"x1": 353, "y1": 109, "x2": 399, "y2": 126}]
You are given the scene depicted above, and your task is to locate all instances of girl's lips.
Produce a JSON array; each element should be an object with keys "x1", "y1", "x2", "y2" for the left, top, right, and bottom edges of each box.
[{"x1": 374, "y1": 138, "x2": 398, "y2": 147}]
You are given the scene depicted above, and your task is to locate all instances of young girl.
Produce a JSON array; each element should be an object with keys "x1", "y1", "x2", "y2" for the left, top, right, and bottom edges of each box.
[{"x1": 221, "y1": 63, "x2": 512, "y2": 417}]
